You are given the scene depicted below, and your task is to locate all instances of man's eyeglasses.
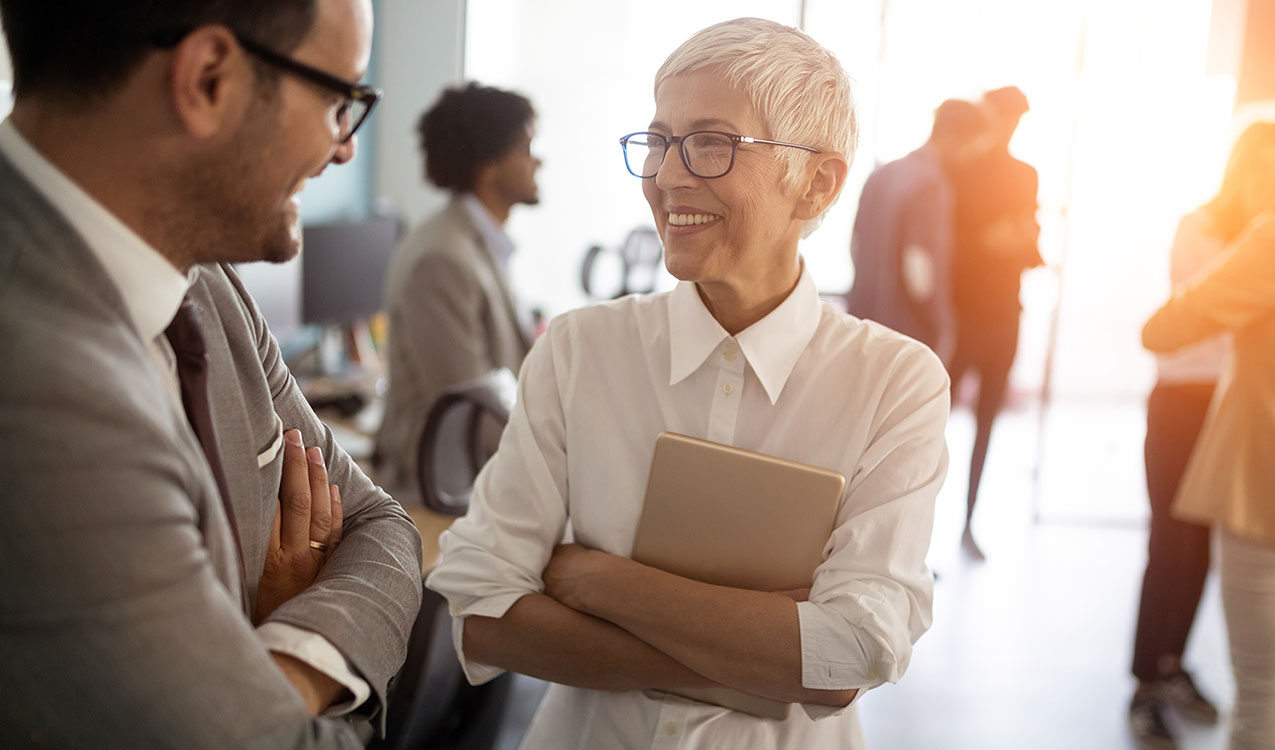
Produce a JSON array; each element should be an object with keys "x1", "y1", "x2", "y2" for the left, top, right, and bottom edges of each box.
[
  {"x1": 619, "y1": 130, "x2": 820, "y2": 179},
  {"x1": 154, "y1": 29, "x2": 381, "y2": 144}
]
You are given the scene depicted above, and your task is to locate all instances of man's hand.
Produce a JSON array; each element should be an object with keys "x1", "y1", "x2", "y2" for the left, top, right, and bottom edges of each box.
[
  {"x1": 270, "y1": 652, "x2": 350, "y2": 716},
  {"x1": 255, "y1": 429, "x2": 344, "y2": 623}
]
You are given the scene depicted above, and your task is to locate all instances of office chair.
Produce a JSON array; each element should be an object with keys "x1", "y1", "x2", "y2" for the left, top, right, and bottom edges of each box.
[
  {"x1": 580, "y1": 226, "x2": 663, "y2": 300},
  {"x1": 374, "y1": 369, "x2": 519, "y2": 750},
  {"x1": 416, "y1": 368, "x2": 517, "y2": 516},
  {"x1": 373, "y1": 589, "x2": 514, "y2": 750}
]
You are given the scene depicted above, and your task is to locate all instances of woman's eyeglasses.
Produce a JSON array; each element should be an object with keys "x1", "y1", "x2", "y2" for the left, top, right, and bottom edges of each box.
[{"x1": 619, "y1": 130, "x2": 819, "y2": 179}]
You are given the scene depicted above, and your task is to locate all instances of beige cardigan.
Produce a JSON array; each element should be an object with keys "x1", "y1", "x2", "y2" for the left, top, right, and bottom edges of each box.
[{"x1": 1142, "y1": 210, "x2": 1275, "y2": 544}]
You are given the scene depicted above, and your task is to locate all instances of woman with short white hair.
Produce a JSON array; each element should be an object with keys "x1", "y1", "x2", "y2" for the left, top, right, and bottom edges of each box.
[{"x1": 427, "y1": 17, "x2": 949, "y2": 748}]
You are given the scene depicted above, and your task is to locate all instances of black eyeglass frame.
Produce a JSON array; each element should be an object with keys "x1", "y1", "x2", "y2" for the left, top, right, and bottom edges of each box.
[
  {"x1": 618, "y1": 130, "x2": 821, "y2": 179},
  {"x1": 153, "y1": 28, "x2": 382, "y2": 144}
]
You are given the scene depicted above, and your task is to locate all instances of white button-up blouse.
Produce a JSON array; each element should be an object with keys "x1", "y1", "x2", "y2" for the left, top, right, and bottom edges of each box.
[{"x1": 426, "y1": 263, "x2": 950, "y2": 749}]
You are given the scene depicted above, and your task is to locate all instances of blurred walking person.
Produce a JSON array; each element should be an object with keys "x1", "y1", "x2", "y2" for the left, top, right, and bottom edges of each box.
[{"x1": 946, "y1": 87, "x2": 1043, "y2": 559}]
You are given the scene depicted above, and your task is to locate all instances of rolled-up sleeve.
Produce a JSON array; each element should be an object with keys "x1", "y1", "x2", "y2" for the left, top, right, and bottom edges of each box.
[
  {"x1": 796, "y1": 347, "x2": 949, "y2": 717},
  {"x1": 425, "y1": 320, "x2": 572, "y2": 684}
]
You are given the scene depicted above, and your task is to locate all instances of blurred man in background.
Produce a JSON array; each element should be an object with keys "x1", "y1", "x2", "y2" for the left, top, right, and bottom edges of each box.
[
  {"x1": 946, "y1": 86, "x2": 1044, "y2": 560},
  {"x1": 375, "y1": 82, "x2": 540, "y2": 505},
  {"x1": 846, "y1": 98, "x2": 989, "y2": 363}
]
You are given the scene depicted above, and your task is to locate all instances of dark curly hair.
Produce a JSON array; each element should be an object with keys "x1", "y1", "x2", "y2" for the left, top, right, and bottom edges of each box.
[{"x1": 417, "y1": 82, "x2": 535, "y2": 192}]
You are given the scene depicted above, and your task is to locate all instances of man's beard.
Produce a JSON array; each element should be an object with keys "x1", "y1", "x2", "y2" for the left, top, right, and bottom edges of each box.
[
  {"x1": 158, "y1": 93, "x2": 300, "y2": 268},
  {"x1": 514, "y1": 181, "x2": 540, "y2": 207}
]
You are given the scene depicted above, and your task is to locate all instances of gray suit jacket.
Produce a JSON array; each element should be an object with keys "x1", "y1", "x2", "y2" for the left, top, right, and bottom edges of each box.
[
  {"x1": 375, "y1": 198, "x2": 532, "y2": 500},
  {"x1": 0, "y1": 152, "x2": 422, "y2": 748}
]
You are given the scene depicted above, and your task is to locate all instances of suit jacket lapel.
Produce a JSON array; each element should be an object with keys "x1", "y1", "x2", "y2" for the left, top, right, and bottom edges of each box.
[{"x1": 181, "y1": 276, "x2": 261, "y2": 613}]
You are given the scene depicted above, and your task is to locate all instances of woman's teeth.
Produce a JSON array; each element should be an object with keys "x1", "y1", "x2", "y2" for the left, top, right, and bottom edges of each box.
[{"x1": 668, "y1": 213, "x2": 720, "y2": 226}]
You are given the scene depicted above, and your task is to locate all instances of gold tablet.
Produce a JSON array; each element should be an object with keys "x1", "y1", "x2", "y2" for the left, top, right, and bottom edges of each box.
[
  {"x1": 631, "y1": 431, "x2": 846, "y2": 719},
  {"x1": 632, "y1": 431, "x2": 846, "y2": 592}
]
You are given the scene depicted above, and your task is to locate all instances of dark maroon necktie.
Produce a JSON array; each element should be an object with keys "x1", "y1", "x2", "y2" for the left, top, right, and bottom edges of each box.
[{"x1": 165, "y1": 299, "x2": 249, "y2": 607}]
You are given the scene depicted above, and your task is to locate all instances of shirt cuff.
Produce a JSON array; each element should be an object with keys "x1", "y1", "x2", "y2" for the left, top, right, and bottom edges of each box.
[
  {"x1": 258, "y1": 621, "x2": 371, "y2": 717},
  {"x1": 799, "y1": 687, "x2": 866, "y2": 721},
  {"x1": 797, "y1": 602, "x2": 875, "y2": 688},
  {"x1": 446, "y1": 591, "x2": 529, "y2": 686}
]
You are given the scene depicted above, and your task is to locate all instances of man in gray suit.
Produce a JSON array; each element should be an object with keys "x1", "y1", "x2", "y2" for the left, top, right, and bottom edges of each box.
[
  {"x1": 0, "y1": 1, "x2": 422, "y2": 747},
  {"x1": 375, "y1": 83, "x2": 540, "y2": 502}
]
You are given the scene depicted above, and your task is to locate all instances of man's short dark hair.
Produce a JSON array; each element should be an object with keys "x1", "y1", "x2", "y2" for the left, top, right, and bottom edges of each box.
[
  {"x1": 417, "y1": 82, "x2": 534, "y2": 192},
  {"x1": 930, "y1": 98, "x2": 988, "y2": 143},
  {"x1": 0, "y1": 1, "x2": 316, "y2": 103}
]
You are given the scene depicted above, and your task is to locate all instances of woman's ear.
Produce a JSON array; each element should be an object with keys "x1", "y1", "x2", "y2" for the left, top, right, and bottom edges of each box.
[
  {"x1": 167, "y1": 25, "x2": 254, "y2": 140},
  {"x1": 794, "y1": 152, "x2": 849, "y2": 221}
]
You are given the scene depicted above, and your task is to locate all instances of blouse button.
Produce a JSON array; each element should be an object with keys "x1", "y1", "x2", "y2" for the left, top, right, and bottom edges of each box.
[{"x1": 722, "y1": 382, "x2": 734, "y2": 396}]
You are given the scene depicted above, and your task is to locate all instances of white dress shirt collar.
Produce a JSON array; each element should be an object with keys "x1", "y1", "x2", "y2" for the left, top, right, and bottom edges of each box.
[
  {"x1": 0, "y1": 118, "x2": 188, "y2": 341},
  {"x1": 459, "y1": 193, "x2": 516, "y2": 270},
  {"x1": 668, "y1": 260, "x2": 822, "y2": 404}
]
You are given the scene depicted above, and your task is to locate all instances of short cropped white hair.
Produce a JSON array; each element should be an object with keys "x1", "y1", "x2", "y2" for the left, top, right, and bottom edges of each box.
[{"x1": 655, "y1": 17, "x2": 857, "y2": 236}]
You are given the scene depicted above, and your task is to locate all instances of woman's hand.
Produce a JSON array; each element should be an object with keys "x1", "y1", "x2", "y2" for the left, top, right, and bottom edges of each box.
[
  {"x1": 771, "y1": 587, "x2": 811, "y2": 602},
  {"x1": 542, "y1": 543, "x2": 620, "y2": 614}
]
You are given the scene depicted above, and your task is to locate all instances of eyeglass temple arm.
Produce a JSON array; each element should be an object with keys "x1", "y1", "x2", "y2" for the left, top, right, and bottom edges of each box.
[{"x1": 738, "y1": 136, "x2": 821, "y2": 153}]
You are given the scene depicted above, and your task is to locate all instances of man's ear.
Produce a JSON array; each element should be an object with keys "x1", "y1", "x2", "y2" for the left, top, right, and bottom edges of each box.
[
  {"x1": 167, "y1": 26, "x2": 253, "y2": 140},
  {"x1": 793, "y1": 152, "x2": 849, "y2": 222}
]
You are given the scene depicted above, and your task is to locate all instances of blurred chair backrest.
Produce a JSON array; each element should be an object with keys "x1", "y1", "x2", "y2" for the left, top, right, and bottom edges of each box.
[
  {"x1": 580, "y1": 226, "x2": 663, "y2": 300},
  {"x1": 373, "y1": 589, "x2": 515, "y2": 750},
  {"x1": 417, "y1": 368, "x2": 518, "y2": 516}
]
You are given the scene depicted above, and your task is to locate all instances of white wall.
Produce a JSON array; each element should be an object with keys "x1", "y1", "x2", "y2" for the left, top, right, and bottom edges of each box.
[
  {"x1": 0, "y1": 22, "x2": 11, "y2": 116},
  {"x1": 373, "y1": 0, "x2": 466, "y2": 229},
  {"x1": 0, "y1": 27, "x2": 9, "y2": 79}
]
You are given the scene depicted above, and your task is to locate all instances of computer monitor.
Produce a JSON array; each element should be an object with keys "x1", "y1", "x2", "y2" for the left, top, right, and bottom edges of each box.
[{"x1": 301, "y1": 214, "x2": 402, "y2": 326}]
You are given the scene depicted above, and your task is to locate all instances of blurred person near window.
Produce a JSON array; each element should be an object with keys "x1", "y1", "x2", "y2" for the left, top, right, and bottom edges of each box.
[
  {"x1": 945, "y1": 86, "x2": 1044, "y2": 560},
  {"x1": 845, "y1": 98, "x2": 990, "y2": 363},
  {"x1": 425, "y1": 18, "x2": 949, "y2": 749},
  {"x1": 375, "y1": 83, "x2": 540, "y2": 504},
  {"x1": 1126, "y1": 124, "x2": 1275, "y2": 748},
  {"x1": 1141, "y1": 122, "x2": 1275, "y2": 750}
]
